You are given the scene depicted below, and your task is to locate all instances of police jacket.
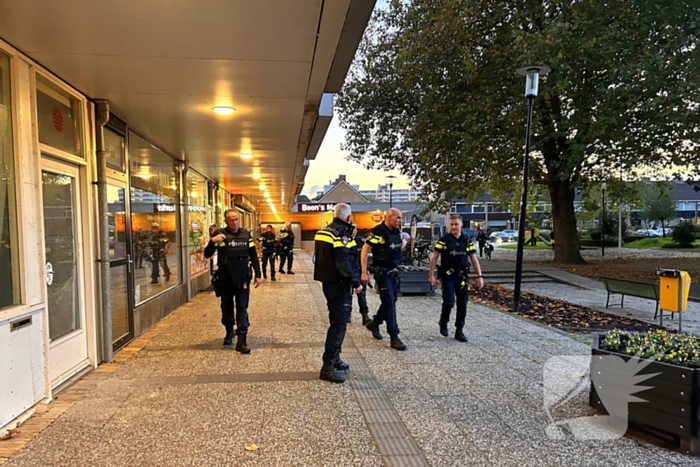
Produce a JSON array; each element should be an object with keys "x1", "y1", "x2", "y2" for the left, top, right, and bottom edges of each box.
[
  {"x1": 258, "y1": 231, "x2": 276, "y2": 251},
  {"x1": 434, "y1": 233, "x2": 477, "y2": 272},
  {"x1": 366, "y1": 223, "x2": 402, "y2": 269},
  {"x1": 313, "y1": 218, "x2": 361, "y2": 288},
  {"x1": 352, "y1": 235, "x2": 366, "y2": 272},
  {"x1": 204, "y1": 227, "x2": 261, "y2": 284},
  {"x1": 278, "y1": 228, "x2": 295, "y2": 249}
]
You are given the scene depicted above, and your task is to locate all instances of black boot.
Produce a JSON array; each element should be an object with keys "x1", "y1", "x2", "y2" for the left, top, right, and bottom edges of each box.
[
  {"x1": 366, "y1": 320, "x2": 383, "y2": 340},
  {"x1": 320, "y1": 363, "x2": 346, "y2": 383},
  {"x1": 439, "y1": 321, "x2": 448, "y2": 337},
  {"x1": 360, "y1": 311, "x2": 372, "y2": 326},
  {"x1": 455, "y1": 328, "x2": 468, "y2": 343},
  {"x1": 235, "y1": 332, "x2": 251, "y2": 354},
  {"x1": 223, "y1": 326, "x2": 234, "y2": 346},
  {"x1": 390, "y1": 336, "x2": 407, "y2": 351},
  {"x1": 332, "y1": 358, "x2": 350, "y2": 371}
]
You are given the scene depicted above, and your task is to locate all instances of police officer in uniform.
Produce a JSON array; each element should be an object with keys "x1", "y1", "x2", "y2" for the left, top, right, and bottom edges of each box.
[
  {"x1": 149, "y1": 222, "x2": 171, "y2": 284},
  {"x1": 360, "y1": 208, "x2": 407, "y2": 351},
  {"x1": 204, "y1": 209, "x2": 261, "y2": 353},
  {"x1": 429, "y1": 214, "x2": 484, "y2": 342},
  {"x1": 351, "y1": 225, "x2": 371, "y2": 325},
  {"x1": 314, "y1": 203, "x2": 363, "y2": 383},
  {"x1": 258, "y1": 224, "x2": 277, "y2": 281},
  {"x1": 277, "y1": 222, "x2": 295, "y2": 275}
]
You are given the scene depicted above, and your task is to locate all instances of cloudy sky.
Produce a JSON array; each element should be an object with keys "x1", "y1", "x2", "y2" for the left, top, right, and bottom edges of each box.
[{"x1": 302, "y1": 117, "x2": 410, "y2": 197}]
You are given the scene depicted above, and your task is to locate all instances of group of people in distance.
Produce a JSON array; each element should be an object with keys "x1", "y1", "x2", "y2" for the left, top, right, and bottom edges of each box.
[{"x1": 202, "y1": 205, "x2": 484, "y2": 384}]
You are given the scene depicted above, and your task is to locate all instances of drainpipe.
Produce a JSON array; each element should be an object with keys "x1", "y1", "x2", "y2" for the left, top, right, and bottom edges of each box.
[
  {"x1": 182, "y1": 161, "x2": 192, "y2": 302},
  {"x1": 94, "y1": 100, "x2": 112, "y2": 363}
]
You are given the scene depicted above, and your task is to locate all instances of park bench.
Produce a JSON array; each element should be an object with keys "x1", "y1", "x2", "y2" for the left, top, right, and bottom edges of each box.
[{"x1": 602, "y1": 276, "x2": 660, "y2": 318}]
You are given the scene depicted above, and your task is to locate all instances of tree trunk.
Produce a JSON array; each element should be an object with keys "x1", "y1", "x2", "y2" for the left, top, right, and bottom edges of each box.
[
  {"x1": 549, "y1": 178, "x2": 586, "y2": 264},
  {"x1": 661, "y1": 219, "x2": 666, "y2": 237}
]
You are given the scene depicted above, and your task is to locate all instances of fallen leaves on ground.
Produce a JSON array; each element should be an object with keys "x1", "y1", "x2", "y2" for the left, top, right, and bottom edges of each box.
[
  {"x1": 245, "y1": 444, "x2": 259, "y2": 452},
  {"x1": 532, "y1": 258, "x2": 699, "y2": 284},
  {"x1": 471, "y1": 283, "x2": 672, "y2": 334},
  {"x1": 1, "y1": 428, "x2": 21, "y2": 441}
]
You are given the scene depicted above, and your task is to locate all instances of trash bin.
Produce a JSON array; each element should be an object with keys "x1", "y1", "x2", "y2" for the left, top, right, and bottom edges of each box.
[{"x1": 656, "y1": 268, "x2": 692, "y2": 332}]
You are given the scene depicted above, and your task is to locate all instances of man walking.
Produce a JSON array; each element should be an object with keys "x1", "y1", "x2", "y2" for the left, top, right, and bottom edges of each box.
[
  {"x1": 277, "y1": 221, "x2": 295, "y2": 275},
  {"x1": 258, "y1": 224, "x2": 277, "y2": 281},
  {"x1": 204, "y1": 209, "x2": 261, "y2": 353},
  {"x1": 314, "y1": 203, "x2": 363, "y2": 383},
  {"x1": 360, "y1": 208, "x2": 407, "y2": 351},
  {"x1": 429, "y1": 214, "x2": 484, "y2": 342}
]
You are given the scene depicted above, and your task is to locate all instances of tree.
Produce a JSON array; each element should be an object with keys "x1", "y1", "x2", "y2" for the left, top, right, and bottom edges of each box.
[
  {"x1": 641, "y1": 183, "x2": 678, "y2": 236},
  {"x1": 364, "y1": 195, "x2": 380, "y2": 202},
  {"x1": 337, "y1": 0, "x2": 700, "y2": 263},
  {"x1": 295, "y1": 194, "x2": 311, "y2": 203}
]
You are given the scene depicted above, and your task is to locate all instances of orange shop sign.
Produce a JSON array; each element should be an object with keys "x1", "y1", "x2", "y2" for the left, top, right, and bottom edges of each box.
[{"x1": 371, "y1": 213, "x2": 383, "y2": 222}]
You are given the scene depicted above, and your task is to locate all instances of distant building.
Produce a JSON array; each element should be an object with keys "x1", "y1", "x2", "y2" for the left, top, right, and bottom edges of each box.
[
  {"x1": 323, "y1": 175, "x2": 359, "y2": 195},
  {"x1": 360, "y1": 184, "x2": 421, "y2": 203}
]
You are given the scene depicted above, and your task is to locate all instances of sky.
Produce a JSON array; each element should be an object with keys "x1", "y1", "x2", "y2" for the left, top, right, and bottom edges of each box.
[{"x1": 302, "y1": 117, "x2": 410, "y2": 197}]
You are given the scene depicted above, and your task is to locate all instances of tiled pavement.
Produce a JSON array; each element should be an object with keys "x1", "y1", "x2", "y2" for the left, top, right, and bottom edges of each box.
[{"x1": 2, "y1": 252, "x2": 700, "y2": 466}]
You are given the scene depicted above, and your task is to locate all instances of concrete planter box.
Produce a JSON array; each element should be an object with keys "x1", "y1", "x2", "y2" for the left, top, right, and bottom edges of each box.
[
  {"x1": 590, "y1": 334, "x2": 700, "y2": 453},
  {"x1": 398, "y1": 270, "x2": 434, "y2": 295}
]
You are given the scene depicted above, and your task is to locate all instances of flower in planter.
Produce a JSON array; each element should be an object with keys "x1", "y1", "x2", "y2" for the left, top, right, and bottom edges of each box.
[{"x1": 601, "y1": 329, "x2": 700, "y2": 368}]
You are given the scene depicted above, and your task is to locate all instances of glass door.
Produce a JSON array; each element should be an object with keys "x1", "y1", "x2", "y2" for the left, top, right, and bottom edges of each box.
[
  {"x1": 108, "y1": 180, "x2": 134, "y2": 351},
  {"x1": 42, "y1": 157, "x2": 89, "y2": 386}
]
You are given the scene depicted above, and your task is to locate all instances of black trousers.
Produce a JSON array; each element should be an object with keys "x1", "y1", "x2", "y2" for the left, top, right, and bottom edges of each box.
[
  {"x1": 440, "y1": 274, "x2": 469, "y2": 329},
  {"x1": 356, "y1": 282, "x2": 369, "y2": 313},
  {"x1": 322, "y1": 281, "x2": 352, "y2": 364},
  {"x1": 372, "y1": 270, "x2": 400, "y2": 337},
  {"x1": 261, "y1": 250, "x2": 276, "y2": 278},
  {"x1": 219, "y1": 280, "x2": 251, "y2": 334},
  {"x1": 279, "y1": 247, "x2": 294, "y2": 272}
]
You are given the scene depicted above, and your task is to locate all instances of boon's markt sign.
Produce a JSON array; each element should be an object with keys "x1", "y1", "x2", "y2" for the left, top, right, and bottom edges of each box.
[{"x1": 297, "y1": 203, "x2": 349, "y2": 213}]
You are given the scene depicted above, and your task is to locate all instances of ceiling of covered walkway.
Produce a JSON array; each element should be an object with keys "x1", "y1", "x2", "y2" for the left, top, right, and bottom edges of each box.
[{"x1": 0, "y1": 0, "x2": 374, "y2": 214}]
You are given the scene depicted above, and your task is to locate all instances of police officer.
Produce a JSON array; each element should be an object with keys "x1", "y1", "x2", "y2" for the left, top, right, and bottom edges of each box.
[
  {"x1": 277, "y1": 222, "x2": 295, "y2": 275},
  {"x1": 258, "y1": 224, "x2": 277, "y2": 281},
  {"x1": 204, "y1": 209, "x2": 261, "y2": 353},
  {"x1": 360, "y1": 208, "x2": 407, "y2": 351},
  {"x1": 429, "y1": 214, "x2": 484, "y2": 342},
  {"x1": 149, "y1": 222, "x2": 171, "y2": 284},
  {"x1": 351, "y1": 225, "x2": 371, "y2": 325},
  {"x1": 314, "y1": 203, "x2": 363, "y2": 383}
]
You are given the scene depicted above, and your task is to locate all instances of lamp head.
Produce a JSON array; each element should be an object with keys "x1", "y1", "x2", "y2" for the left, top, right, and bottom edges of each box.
[{"x1": 516, "y1": 66, "x2": 551, "y2": 97}]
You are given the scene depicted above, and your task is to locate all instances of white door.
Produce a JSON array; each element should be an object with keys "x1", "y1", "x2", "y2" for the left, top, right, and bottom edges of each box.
[{"x1": 41, "y1": 157, "x2": 89, "y2": 387}]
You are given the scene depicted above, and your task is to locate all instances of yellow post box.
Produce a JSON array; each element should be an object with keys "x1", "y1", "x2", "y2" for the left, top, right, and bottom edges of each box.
[{"x1": 656, "y1": 268, "x2": 692, "y2": 333}]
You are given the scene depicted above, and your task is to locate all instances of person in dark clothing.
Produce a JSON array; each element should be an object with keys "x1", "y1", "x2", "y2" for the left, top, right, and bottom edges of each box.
[
  {"x1": 476, "y1": 227, "x2": 488, "y2": 259},
  {"x1": 351, "y1": 225, "x2": 371, "y2": 325},
  {"x1": 277, "y1": 222, "x2": 295, "y2": 274},
  {"x1": 360, "y1": 208, "x2": 407, "y2": 351},
  {"x1": 204, "y1": 209, "x2": 261, "y2": 353},
  {"x1": 258, "y1": 224, "x2": 277, "y2": 281},
  {"x1": 314, "y1": 203, "x2": 363, "y2": 383},
  {"x1": 429, "y1": 214, "x2": 484, "y2": 342}
]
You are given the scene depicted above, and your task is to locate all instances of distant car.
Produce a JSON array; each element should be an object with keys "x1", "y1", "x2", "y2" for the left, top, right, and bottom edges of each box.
[
  {"x1": 501, "y1": 230, "x2": 519, "y2": 238},
  {"x1": 461, "y1": 229, "x2": 478, "y2": 240},
  {"x1": 490, "y1": 231, "x2": 515, "y2": 243},
  {"x1": 635, "y1": 228, "x2": 660, "y2": 237}
]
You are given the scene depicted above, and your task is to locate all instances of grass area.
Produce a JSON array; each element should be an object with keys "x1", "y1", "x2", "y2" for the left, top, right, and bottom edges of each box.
[
  {"x1": 624, "y1": 237, "x2": 700, "y2": 249},
  {"x1": 500, "y1": 243, "x2": 552, "y2": 250}
]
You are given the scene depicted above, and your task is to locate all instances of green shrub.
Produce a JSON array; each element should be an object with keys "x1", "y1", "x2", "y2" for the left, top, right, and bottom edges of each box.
[
  {"x1": 672, "y1": 222, "x2": 698, "y2": 247},
  {"x1": 589, "y1": 228, "x2": 601, "y2": 240}
]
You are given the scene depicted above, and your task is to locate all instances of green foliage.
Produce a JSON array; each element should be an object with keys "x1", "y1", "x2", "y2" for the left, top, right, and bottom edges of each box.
[
  {"x1": 338, "y1": 0, "x2": 700, "y2": 263},
  {"x1": 189, "y1": 229, "x2": 204, "y2": 252},
  {"x1": 640, "y1": 182, "x2": 678, "y2": 233},
  {"x1": 671, "y1": 221, "x2": 699, "y2": 247},
  {"x1": 601, "y1": 329, "x2": 700, "y2": 367},
  {"x1": 295, "y1": 194, "x2": 311, "y2": 203}
]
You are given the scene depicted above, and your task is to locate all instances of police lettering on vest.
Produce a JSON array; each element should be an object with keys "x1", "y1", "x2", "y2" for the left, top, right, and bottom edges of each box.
[
  {"x1": 259, "y1": 231, "x2": 276, "y2": 251},
  {"x1": 366, "y1": 223, "x2": 402, "y2": 269},
  {"x1": 220, "y1": 228, "x2": 256, "y2": 283},
  {"x1": 434, "y1": 233, "x2": 477, "y2": 274}
]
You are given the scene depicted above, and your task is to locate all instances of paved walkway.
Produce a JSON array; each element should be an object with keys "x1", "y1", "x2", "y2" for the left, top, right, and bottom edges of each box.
[{"x1": 2, "y1": 253, "x2": 698, "y2": 466}]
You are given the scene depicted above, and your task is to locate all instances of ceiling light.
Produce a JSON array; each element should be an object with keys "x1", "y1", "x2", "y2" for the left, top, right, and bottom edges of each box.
[
  {"x1": 240, "y1": 152, "x2": 253, "y2": 160},
  {"x1": 212, "y1": 106, "x2": 236, "y2": 115},
  {"x1": 252, "y1": 173, "x2": 261, "y2": 180},
  {"x1": 259, "y1": 183, "x2": 266, "y2": 190}
]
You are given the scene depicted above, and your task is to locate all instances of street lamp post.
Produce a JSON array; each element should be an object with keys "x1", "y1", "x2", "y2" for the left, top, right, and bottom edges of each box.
[
  {"x1": 601, "y1": 182, "x2": 607, "y2": 257},
  {"x1": 513, "y1": 65, "x2": 550, "y2": 314},
  {"x1": 387, "y1": 175, "x2": 396, "y2": 208}
]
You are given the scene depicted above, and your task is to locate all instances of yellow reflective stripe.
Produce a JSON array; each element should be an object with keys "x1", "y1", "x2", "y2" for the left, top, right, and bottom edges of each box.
[
  {"x1": 467, "y1": 244, "x2": 476, "y2": 252},
  {"x1": 314, "y1": 233, "x2": 335, "y2": 244},
  {"x1": 316, "y1": 230, "x2": 340, "y2": 241},
  {"x1": 248, "y1": 241, "x2": 255, "y2": 248},
  {"x1": 345, "y1": 240, "x2": 357, "y2": 249},
  {"x1": 434, "y1": 241, "x2": 446, "y2": 250},
  {"x1": 367, "y1": 236, "x2": 385, "y2": 245}
]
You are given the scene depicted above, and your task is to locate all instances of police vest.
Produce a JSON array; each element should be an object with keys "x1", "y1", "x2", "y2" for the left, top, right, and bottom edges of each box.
[
  {"x1": 434, "y1": 234, "x2": 476, "y2": 270},
  {"x1": 219, "y1": 228, "x2": 254, "y2": 283},
  {"x1": 367, "y1": 225, "x2": 402, "y2": 268},
  {"x1": 259, "y1": 232, "x2": 276, "y2": 250},
  {"x1": 313, "y1": 220, "x2": 357, "y2": 284}
]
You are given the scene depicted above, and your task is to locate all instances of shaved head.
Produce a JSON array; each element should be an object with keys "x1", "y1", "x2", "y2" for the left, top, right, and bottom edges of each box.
[{"x1": 384, "y1": 208, "x2": 403, "y2": 229}]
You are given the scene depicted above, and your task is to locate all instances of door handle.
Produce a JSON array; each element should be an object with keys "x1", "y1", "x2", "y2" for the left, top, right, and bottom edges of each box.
[{"x1": 127, "y1": 254, "x2": 133, "y2": 274}]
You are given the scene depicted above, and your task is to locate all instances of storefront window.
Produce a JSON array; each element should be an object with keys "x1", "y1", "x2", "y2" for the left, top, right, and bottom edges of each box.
[
  {"x1": 36, "y1": 75, "x2": 83, "y2": 157},
  {"x1": 128, "y1": 131, "x2": 181, "y2": 305},
  {"x1": 105, "y1": 127, "x2": 126, "y2": 172},
  {"x1": 187, "y1": 172, "x2": 208, "y2": 277},
  {"x1": 0, "y1": 53, "x2": 20, "y2": 309}
]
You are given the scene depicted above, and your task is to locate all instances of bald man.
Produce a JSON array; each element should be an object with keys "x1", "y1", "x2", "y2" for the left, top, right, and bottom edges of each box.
[{"x1": 360, "y1": 208, "x2": 407, "y2": 351}]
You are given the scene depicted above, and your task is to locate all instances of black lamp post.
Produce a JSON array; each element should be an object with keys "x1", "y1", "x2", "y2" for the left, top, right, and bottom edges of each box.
[
  {"x1": 513, "y1": 65, "x2": 550, "y2": 314},
  {"x1": 387, "y1": 175, "x2": 396, "y2": 208},
  {"x1": 601, "y1": 182, "x2": 607, "y2": 257}
]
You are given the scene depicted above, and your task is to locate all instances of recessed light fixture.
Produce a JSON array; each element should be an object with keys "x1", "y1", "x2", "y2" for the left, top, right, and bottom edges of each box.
[
  {"x1": 240, "y1": 152, "x2": 253, "y2": 160},
  {"x1": 212, "y1": 106, "x2": 236, "y2": 115},
  {"x1": 252, "y1": 173, "x2": 261, "y2": 180},
  {"x1": 259, "y1": 183, "x2": 266, "y2": 191}
]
